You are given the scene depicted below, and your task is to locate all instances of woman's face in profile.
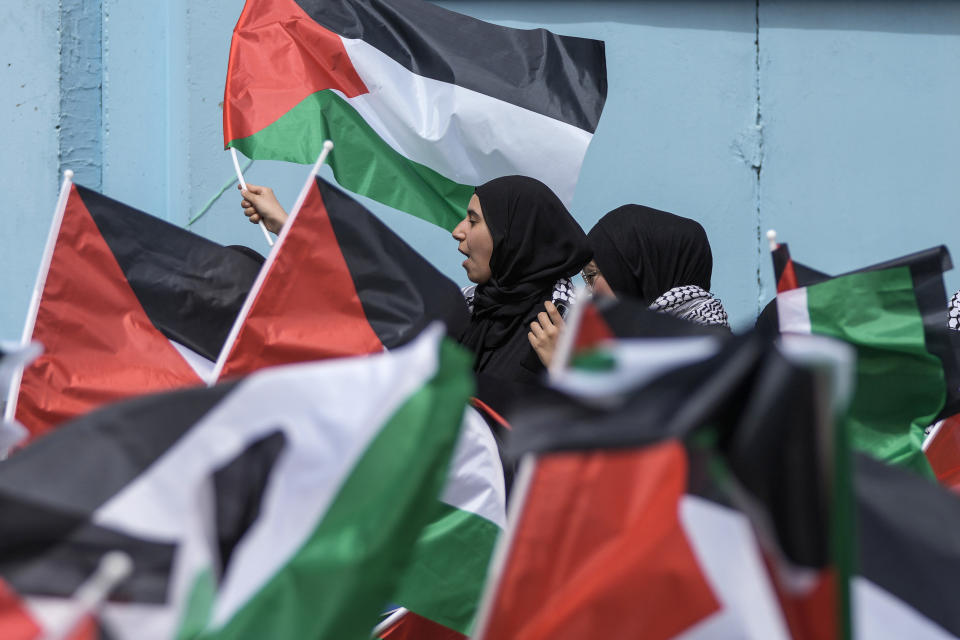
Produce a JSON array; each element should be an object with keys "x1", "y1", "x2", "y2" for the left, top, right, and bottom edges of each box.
[
  {"x1": 581, "y1": 260, "x2": 615, "y2": 298},
  {"x1": 451, "y1": 194, "x2": 494, "y2": 284}
]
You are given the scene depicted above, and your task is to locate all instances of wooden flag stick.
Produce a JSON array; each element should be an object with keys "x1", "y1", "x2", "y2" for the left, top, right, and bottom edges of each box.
[{"x1": 231, "y1": 147, "x2": 274, "y2": 247}]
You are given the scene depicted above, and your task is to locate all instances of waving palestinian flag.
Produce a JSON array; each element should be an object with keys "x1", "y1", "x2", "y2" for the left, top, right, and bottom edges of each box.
[
  {"x1": 213, "y1": 171, "x2": 469, "y2": 381},
  {"x1": 6, "y1": 177, "x2": 262, "y2": 442},
  {"x1": 0, "y1": 326, "x2": 473, "y2": 639},
  {"x1": 223, "y1": 0, "x2": 607, "y2": 229}
]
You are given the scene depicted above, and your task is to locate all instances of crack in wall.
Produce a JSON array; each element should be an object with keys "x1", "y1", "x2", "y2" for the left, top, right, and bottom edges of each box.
[
  {"x1": 57, "y1": 0, "x2": 104, "y2": 190},
  {"x1": 753, "y1": 0, "x2": 765, "y2": 315}
]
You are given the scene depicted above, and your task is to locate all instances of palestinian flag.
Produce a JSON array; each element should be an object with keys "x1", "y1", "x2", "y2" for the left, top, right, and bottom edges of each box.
[
  {"x1": 854, "y1": 453, "x2": 960, "y2": 639},
  {"x1": 476, "y1": 330, "x2": 847, "y2": 639},
  {"x1": 213, "y1": 170, "x2": 469, "y2": 380},
  {"x1": 0, "y1": 326, "x2": 473, "y2": 639},
  {"x1": 223, "y1": 0, "x2": 607, "y2": 229},
  {"x1": 388, "y1": 406, "x2": 506, "y2": 635},
  {"x1": 476, "y1": 440, "x2": 791, "y2": 640},
  {"x1": 770, "y1": 242, "x2": 828, "y2": 294},
  {"x1": 776, "y1": 246, "x2": 960, "y2": 477},
  {"x1": 6, "y1": 177, "x2": 262, "y2": 441}
]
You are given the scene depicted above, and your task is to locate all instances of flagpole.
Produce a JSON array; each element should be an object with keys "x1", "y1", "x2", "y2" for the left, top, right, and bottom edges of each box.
[
  {"x1": 45, "y1": 551, "x2": 133, "y2": 640},
  {"x1": 231, "y1": 147, "x2": 274, "y2": 247},
  {"x1": 4, "y1": 170, "x2": 74, "y2": 426},
  {"x1": 371, "y1": 607, "x2": 409, "y2": 637},
  {"x1": 767, "y1": 228, "x2": 778, "y2": 252},
  {"x1": 210, "y1": 141, "x2": 335, "y2": 384}
]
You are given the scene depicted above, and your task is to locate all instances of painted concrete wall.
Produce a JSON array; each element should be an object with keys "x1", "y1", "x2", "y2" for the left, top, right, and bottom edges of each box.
[{"x1": 2, "y1": 1, "x2": 959, "y2": 339}]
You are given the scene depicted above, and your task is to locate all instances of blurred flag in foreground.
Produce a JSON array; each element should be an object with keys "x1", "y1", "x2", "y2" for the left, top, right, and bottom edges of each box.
[
  {"x1": 774, "y1": 243, "x2": 959, "y2": 477},
  {"x1": 477, "y1": 320, "x2": 850, "y2": 639},
  {"x1": 0, "y1": 325, "x2": 472, "y2": 639},
  {"x1": 6, "y1": 175, "x2": 261, "y2": 442}
]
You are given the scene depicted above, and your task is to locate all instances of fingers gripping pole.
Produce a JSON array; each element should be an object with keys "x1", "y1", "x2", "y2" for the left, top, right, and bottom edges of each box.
[{"x1": 232, "y1": 147, "x2": 274, "y2": 247}]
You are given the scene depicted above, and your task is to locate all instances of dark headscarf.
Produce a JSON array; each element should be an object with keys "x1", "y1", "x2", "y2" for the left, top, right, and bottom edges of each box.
[
  {"x1": 460, "y1": 176, "x2": 591, "y2": 359},
  {"x1": 588, "y1": 205, "x2": 713, "y2": 306}
]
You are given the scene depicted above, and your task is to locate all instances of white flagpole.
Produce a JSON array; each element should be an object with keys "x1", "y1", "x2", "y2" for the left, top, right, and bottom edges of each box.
[
  {"x1": 211, "y1": 141, "x2": 334, "y2": 384},
  {"x1": 371, "y1": 607, "x2": 409, "y2": 637},
  {"x1": 767, "y1": 228, "x2": 778, "y2": 252},
  {"x1": 44, "y1": 551, "x2": 133, "y2": 640},
  {"x1": 231, "y1": 147, "x2": 274, "y2": 247},
  {"x1": 4, "y1": 171, "x2": 74, "y2": 425}
]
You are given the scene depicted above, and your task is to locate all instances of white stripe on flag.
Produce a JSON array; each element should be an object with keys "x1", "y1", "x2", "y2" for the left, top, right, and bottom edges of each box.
[
  {"x1": 339, "y1": 36, "x2": 593, "y2": 206},
  {"x1": 169, "y1": 340, "x2": 215, "y2": 384},
  {"x1": 552, "y1": 336, "x2": 721, "y2": 397},
  {"x1": 91, "y1": 325, "x2": 445, "y2": 635},
  {"x1": 853, "y1": 577, "x2": 955, "y2": 640},
  {"x1": 677, "y1": 496, "x2": 791, "y2": 640},
  {"x1": 776, "y1": 287, "x2": 812, "y2": 335},
  {"x1": 441, "y1": 407, "x2": 506, "y2": 529}
]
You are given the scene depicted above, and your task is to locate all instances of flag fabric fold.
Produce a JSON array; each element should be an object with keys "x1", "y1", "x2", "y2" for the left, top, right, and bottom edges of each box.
[
  {"x1": 224, "y1": 0, "x2": 607, "y2": 228},
  {"x1": 7, "y1": 180, "x2": 261, "y2": 442},
  {"x1": 0, "y1": 325, "x2": 473, "y2": 639}
]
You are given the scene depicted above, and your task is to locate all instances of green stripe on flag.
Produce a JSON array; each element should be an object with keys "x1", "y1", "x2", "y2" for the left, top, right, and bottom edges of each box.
[
  {"x1": 392, "y1": 502, "x2": 501, "y2": 634},
  {"x1": 190, "y1": 339, "x2": 474, "y2": 640},
  {"x1": 228, "y1": 90, "x2": 473, "y2": 231},
  {"x1": 806, "y1": 267, "x2": 943, "y2": 477}
]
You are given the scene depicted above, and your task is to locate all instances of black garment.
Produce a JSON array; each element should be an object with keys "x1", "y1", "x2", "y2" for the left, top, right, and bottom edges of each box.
[
  {"x1": 460, "y1": 175, "x2": 591, "y2": 388},
  {"x1": 588, "y1": 204, "x2": 713, "y2": 306}
]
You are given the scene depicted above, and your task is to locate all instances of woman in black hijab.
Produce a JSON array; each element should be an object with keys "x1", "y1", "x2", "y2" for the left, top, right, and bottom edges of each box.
[
  {"x1": 453, "y1": 176, "x2": 591, "y2": 387},
  {"x1": 584, "y1": 204, "x2": 729, "y2": 327}
]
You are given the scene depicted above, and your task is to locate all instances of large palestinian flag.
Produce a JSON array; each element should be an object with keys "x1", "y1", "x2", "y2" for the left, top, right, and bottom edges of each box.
[
  {"x1": 213, "y1": 169, "x2": 469, "y2": 380},
  {"x1": 223, "y1": 0, "x2": 607, "y2": 229},
  {"x1": 6, "y1": 176, "x2": 262, "y2": 441},
  {"x1": 775, "y1": 246, "x2": 959, "y2": 477},
  {"x1": 0, "y1": 326, "x2": 473, "y2": 639}
]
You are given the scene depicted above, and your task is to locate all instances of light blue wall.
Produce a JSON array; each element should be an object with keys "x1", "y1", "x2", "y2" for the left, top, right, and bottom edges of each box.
[{"x1": 2, "y1": 1, "x2": 959, "y2": 339}]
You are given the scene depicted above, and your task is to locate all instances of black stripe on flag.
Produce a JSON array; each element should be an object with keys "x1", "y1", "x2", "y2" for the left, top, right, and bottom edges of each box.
[
  {"x1": 856, "y1": 453, "x2": 960, "y2": 637},
  {"x1": 0, "y1": 381, "x2": 238, "y2": 516},
  {"x1": 316, "y1": 177, "x2": 471, "y2": 347},
  {"x1": 0, "y1": 382, "x2": 238, "y2": 603},
  {"x1": 79, "y1": 186, "x2": 263, "y2": 362},
  {"x1": 295, "y1": 0, "x2": 607, "y2": 133}
]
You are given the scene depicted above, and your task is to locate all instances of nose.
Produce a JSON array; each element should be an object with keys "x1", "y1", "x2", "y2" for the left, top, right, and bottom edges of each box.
[{"x1": 451, "y1": 218, "x2": 468, "y2": 241}]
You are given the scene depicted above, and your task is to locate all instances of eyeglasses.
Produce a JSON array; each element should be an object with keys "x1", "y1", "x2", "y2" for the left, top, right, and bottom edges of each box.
[{"x1": 581, "y1": 268, "x2": 599, "y2": 289}]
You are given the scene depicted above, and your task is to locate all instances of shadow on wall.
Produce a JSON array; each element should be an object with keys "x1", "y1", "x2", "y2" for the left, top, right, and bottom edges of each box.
[{"x1": 439, "y1": 0, "x2": 960, "y2": 36}]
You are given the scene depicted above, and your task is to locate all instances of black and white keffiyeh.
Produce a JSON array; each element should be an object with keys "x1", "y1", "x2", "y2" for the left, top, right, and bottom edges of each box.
[
  {"x1": 649, "y1": 285, "x2": 729, "y2": 328},
  {"x1": 464, "y1": 277, "x2": 576, "y2": 318},
  {"x1": 950, "y1": 290, "x2": 960, "y2": 331}
]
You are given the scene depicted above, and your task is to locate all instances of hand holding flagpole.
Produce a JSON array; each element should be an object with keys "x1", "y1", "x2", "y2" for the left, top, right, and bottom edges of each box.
[{"x1": 232, "y1": 148, "x2": 274, "y2": 247}]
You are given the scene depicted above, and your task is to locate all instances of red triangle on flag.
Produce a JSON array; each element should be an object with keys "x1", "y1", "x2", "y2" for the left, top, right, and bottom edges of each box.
[{"x1": 15, "y1": 185, "x2": 202, "y2": 441}]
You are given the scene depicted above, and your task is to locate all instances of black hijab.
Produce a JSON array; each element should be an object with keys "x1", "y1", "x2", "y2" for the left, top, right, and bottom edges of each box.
[
  {"x1": 460, "y1": 176, "x2": 591, "y2": 359},
  {"x1": 588, "y1": 205, "x2": 713, "y2": 306}
]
